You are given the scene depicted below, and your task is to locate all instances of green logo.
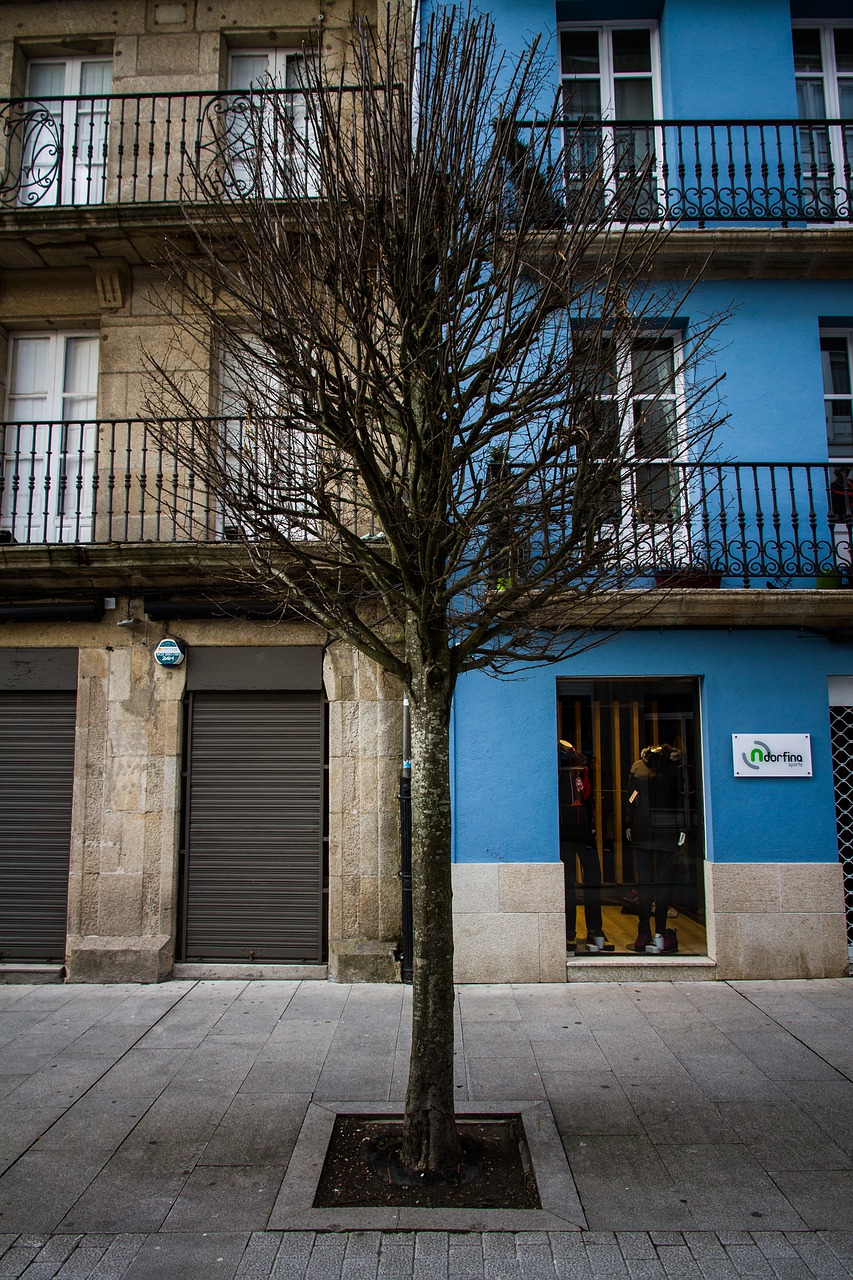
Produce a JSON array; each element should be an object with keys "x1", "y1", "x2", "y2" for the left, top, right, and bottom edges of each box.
[{"x1": 750, "y1": 747, "x2": 764, "y2": 763}]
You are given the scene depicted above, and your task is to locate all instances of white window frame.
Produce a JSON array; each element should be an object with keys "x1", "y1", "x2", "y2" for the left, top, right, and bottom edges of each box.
[
  {"x1": 22, "y1": 55, "x2": 112, "y2": 206},
  {"x1": 226, "y1": 48, "x2": 318, "y2": 198},
  {"x1": 792, "y1": 21, "x2": 853, "y2": 216},
  {"x1": 2, "y1": 331, "x2": 100, "y2": 543},
  {"x1": 820, "y1": 327, "x2": 853, "y2": 462},
  {"x1": 558, "y1": 22, "x2": 663, "y2": 223}
]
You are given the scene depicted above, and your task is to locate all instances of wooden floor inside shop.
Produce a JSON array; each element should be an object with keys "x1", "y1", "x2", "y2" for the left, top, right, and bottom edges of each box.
[{"x1": 572, "y1": 903, "x2": 708, "y2": 956}]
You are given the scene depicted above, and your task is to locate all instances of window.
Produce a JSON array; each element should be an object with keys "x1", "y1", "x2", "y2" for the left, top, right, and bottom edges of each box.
[
  {"x1": 219, "y1": 341, "x2": 314, "y2": 539},
  {"x1": 20, "y1": 57, "x2": 111, "y2": 206},
  {"x1": 559, "y1": 24, "x2": 660, "y2": 219},
  {"x1": 225, "y1": 50, "x2": 318, "y2": 198},
  {"x1": 821, "y1": 331, "x2": 853, "y2": 460},
  {"x1": 792, "y1": 24, "x2": 853, "y2": 216},
  {"x1": 1, "y1": 332, "x2": 99, "y2": 542}
]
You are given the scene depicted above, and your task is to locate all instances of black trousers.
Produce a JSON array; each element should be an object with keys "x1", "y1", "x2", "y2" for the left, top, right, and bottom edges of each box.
[
  {"x1": 561, "y1": 840, "x2": 603, "y2": 938},
  {"x1": 634, "y1": 847, "x2": 676, "y2": 936}
]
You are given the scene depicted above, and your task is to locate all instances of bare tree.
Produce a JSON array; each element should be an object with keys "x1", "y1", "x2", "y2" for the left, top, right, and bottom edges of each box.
[{"x1": 147, "y1": 5, "x2": 726, "y2": 1173}]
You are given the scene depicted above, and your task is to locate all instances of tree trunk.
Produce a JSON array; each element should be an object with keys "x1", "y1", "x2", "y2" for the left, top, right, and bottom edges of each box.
[{"x1": 399, "y1": 629, "x2": 461, "y2": 1173}]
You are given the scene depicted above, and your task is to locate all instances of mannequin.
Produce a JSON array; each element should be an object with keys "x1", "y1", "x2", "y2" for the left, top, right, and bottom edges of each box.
[
  {"x1": 559, "y1": 739, "x2": 613, "y2": 953},
  {"x1": 625, "y1": 744, "x2": 686, "y2": 954}
]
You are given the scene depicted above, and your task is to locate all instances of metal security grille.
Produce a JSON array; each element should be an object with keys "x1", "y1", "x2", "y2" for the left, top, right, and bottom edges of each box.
[
  {"x1": 829, "y1": 706, "x2": 853, "y2": 952},
  {"x1": 0, "y1": 692, "x2": 76, "y2": 961},
  {"x1": 182, "y1": 690, "x2": 324, "y2": 962}
]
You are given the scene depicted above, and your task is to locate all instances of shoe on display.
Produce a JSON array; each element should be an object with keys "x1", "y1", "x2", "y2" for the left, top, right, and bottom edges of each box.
[
  {"x1": 646, "y1": 933, "x2": 665, "y2": 954},
  {"x1": 585, "y1": 932, "x2": 615, "y2": 953},
  {"x1": 634, "y1": 930, "x2": 652, "y2": 952},
  {"x1": 661, "y1": 928, "x2": 679, "y2": 954},
  {"x1": 667, "y1": 907, "x2": 679, "y2": 919}
]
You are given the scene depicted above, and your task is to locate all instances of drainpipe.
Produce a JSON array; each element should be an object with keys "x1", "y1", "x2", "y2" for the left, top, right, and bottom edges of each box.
[{"x1": 399, "y1": 696, "x2": 413, "y2": 983}]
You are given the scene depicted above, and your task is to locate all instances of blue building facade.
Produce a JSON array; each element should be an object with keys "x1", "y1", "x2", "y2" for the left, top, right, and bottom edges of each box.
[{"x1": 444, "y1": 0, "x2": 853, "y2": 982}]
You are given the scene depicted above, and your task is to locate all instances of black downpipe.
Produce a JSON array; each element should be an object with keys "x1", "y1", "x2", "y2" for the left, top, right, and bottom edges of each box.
[{"x1": 399, "y1": 696, "x2": 413, "y2": 983}]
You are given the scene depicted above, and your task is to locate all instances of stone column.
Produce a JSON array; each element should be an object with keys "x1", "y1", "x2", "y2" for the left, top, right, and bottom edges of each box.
[
  {"x1": 65, "y1": 622, "x2": 184, "y2": 982},
  {"x1": 325, "y1": 644, "x2": 403, "y2": 981}
]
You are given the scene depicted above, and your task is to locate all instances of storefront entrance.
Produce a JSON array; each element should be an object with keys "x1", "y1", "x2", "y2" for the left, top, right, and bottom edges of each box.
[{"x1": 557, "y1": 677, "x2": 707, "y2": 956}]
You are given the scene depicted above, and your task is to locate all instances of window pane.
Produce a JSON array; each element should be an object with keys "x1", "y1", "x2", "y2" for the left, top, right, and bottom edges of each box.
[
  {"x1": 612, "y1": 29, "x2": 651, "y2": 74},
  {"x1": 821, "y1": 337, "x2": 851, "y2": 395},
  {"x1": 633, "y1": 401, "x2": 675, "y2": 459},
  {"x1": 230, "y1": 54, "x2": 272, "y2": 90},
  {"x1": 561, "y1": 30, "x2": 599, "y2": 76},
  {"x1": 615, "y1": 78, "x2": 654, "y2": 120},
  {"x1": 793, "y1": 29, "x2": 823, "y2": 74},
  {"x1": 797, "y1": 78, "x2": 827, "y2": 120},
  {"x1": 27, "y1": 61, "x2": 65, "y2": 97},
  {"x1": 10, "y1": 337, "x2": 50, "y2": 398},
  {"x1": 826, "y1": 401, "x2": 853, "y2": 453},
  {"x1": 633, "y1": 342, "x2": 674, "y2": 398},
  {"x1": 79, "y1": 61, "x2": 111, "y2": 95},
  {"x1": 63, "y1": 337, "x2": 99, "y2": 399},
  {"x1": 834, "y1": 28, "x2": 853, "y2": 74},
  {"x1": 563, "y1": 80, "x2": 601, "y2": 120},
  {"x1": 839, "y1": 81, "x2": 853, "y2": 116}
]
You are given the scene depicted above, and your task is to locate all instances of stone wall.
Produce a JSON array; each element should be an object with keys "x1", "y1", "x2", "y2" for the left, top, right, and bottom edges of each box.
[
  {"x1": 705, "y1": 861, "x2": 848, "y2": 979},
  {"x1": 451, "y1": 863, "x2": 567, "y2": 983}
]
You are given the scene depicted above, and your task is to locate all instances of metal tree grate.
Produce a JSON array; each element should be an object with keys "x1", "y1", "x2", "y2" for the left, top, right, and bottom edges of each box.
[{"x1": 829, "y1": 706, "x2": 853, "y2": 954}]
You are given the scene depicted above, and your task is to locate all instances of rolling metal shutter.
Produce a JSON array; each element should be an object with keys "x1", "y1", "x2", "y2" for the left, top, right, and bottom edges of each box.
[
  {"x1": 0, "y1": 692, "x2": 76, "y2": 961},
  {"x1": 183, "y1": 690, "x2": 324, "y2": 962}
]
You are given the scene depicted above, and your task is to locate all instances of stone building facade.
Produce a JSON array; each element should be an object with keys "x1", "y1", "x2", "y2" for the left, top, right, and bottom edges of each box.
[{"x1": 0, "y1": 0, "x2": 408, "y2": 983}]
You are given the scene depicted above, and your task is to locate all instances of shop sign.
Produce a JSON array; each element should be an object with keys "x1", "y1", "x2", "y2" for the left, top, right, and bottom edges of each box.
[
  {"x1": 732, "y1": 733, "x2": 812, "y2": 778},
  {"x1": 154, "y1": 637, "x2": 186, "y2": 668}
]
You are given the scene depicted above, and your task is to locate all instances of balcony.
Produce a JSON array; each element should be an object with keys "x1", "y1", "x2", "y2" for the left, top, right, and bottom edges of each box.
[
  {"x1": 0, "y1": 419, "x2": 850, "y2": 590},
  {"x1": 516, "y1": 117, "x2": 853, "y2": 228},
  {"x1": 0, "y1": 86, "x2": 328, "y2": 212},
  {"x1": 0, "y1": 97, "x2": 851, "y2": 229}
]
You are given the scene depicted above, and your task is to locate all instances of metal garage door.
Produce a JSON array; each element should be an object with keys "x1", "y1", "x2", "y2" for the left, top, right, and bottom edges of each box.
[
  {"x1": 182, "y1": 690, "x2": 324, "y2": 962},
  {"x1": 0, "y1": 691, "x2": 76, "y2": 961}
]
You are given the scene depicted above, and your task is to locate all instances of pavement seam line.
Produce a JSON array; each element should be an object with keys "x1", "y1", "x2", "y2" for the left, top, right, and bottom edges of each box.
[
  {"x1": 0, "y1": 981, "x2": 200, "y2": 1186},
  {"x1": 723, "y1": 981, "x2": 853, "y2": 1086}
]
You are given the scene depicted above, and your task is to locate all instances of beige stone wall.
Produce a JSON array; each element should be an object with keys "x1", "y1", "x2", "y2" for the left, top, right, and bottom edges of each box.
[
  {"x1": 451, "y1": 863, "x2": 567, "y2": 983},
  {"x1": 325, "y1": 645, "x2": 403, "y2": 982},
  {"x1": 705, "y1": 861, "x2": 848, "y2": 979},
  {"x1": 67, "y1": 628, "x2": 185, "y2": 983}
]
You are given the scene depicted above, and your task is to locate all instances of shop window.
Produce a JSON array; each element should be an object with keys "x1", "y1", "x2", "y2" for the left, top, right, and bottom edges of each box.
[{"x1": 557, "y1": 677, "x2": 706, "y2": 957}]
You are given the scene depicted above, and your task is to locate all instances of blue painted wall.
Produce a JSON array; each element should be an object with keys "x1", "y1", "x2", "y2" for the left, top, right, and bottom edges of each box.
[{"x1": 451, "y1": 629, "x2": 851, "y2": 867}]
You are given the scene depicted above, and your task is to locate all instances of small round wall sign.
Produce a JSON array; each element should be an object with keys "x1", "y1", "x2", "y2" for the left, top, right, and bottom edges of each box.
[{"x1": 154, "y1": 637, "x2": 186, "y2": 668}]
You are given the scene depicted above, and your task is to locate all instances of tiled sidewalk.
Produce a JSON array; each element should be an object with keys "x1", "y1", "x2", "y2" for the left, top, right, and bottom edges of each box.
[{"x1": 0, "y1": 977, "x2": 851, "y2": 1277}]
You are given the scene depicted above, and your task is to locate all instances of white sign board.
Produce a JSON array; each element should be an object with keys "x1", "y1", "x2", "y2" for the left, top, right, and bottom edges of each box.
[{"x1": 732, "y1": 733, "x2": 812, "y2": 778}]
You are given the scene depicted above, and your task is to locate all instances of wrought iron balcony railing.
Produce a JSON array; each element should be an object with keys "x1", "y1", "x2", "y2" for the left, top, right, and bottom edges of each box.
[
  {"x1": 515, "y1": 116, "x2": 853, "y2": 227},
  {"x1": 1, "y1": 94, "x2": 852, "y2": 227},
  {"x1": 0, "y1": 87, "x2": 331, "y2": 208},
  {"x1": 0, "y1": 419, "x2": 850, "y2": 587}
]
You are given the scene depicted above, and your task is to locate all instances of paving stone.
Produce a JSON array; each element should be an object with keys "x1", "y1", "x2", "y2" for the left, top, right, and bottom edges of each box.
[
  {"x1": 447, "y1": 1237, "x2": 484, "y2": 1279},
  {"x1": 617, "y1": 1233, "x2": 657, "y2": 1259},
  {"x1": 412, "y1": 1233, "x2": 448, "y2": 1280},
  {"x1": 786, "y1": 1236, "x2": 851, "y2": 1278},
  {"x1": 766, "y1": 1172, "x2": 853, "y2": 1231},
  {"x1": 270, "y1": 1233, "x2": 316, "y2": 1280},
  {"x1": 655, "y1": 1244, "x2": 703, "y2": 1278},
  {"x1": 161, "y1": 1166, "x2": 285, "y2": 1233},
  {"x1": 80, "y1": 1234, "x2": 147, "y2": 1280},
  {"x1": 818, "y1": 1232, "x2": 853, "y2": 1261},
  {"x1": 0, "y1": 1249, "x2": 39, "y2": 1280},
  {"x1": 0, "y1": 1243, "x2": 14, "y2": 1264},
  {"x1": 31, "y1": 1238, "x2": 81, "y2": 1268},
  {"x1": 479, "y1": 1233, "x2": 521, "y2": 1280},
  {"x1": 722, "y1": 1245, "x2": 774, "y2": 1277},
  {"x1": 514, "y1": 1236, "x2": 554, "y2": 1279},
  {"x1": 654, "y1": 1146, "x2": 804, "y2": 1231},
  {"x1": 199, "y1": 1094, "x2": 309, "y2": 1167},
  {"x1": 567, "y1": 1139, "x2": 695, "y2": 1231},
  {"x1": 304, "y1": 1234, "x2": 346, "y2": 1280},
  {"x1": 586, "y1": 1243, "x2": 629, "y2": 1277},
  {"x1": 234, "y1": 1232, "x2": 283, "y2": 1280},
  {"x1": 340, "y1": 1232, "x2": 380, "y2": 1280},
  {"x1": 121, "y1": 1232, "x2": 249, "y2": 1280},
  {"x1": 624, "y1": 1259, "x2": 667, "y2": 1280},
  {"x1": 54, "y1": 1246, "x2": 111, "y2": 1279},
  {"x1": 376, "y1": 1237, "x2": 414, "y2": 1280},
  {"x1": 550, "y1": 1233, "x2": 594, "y2": 1279}
]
